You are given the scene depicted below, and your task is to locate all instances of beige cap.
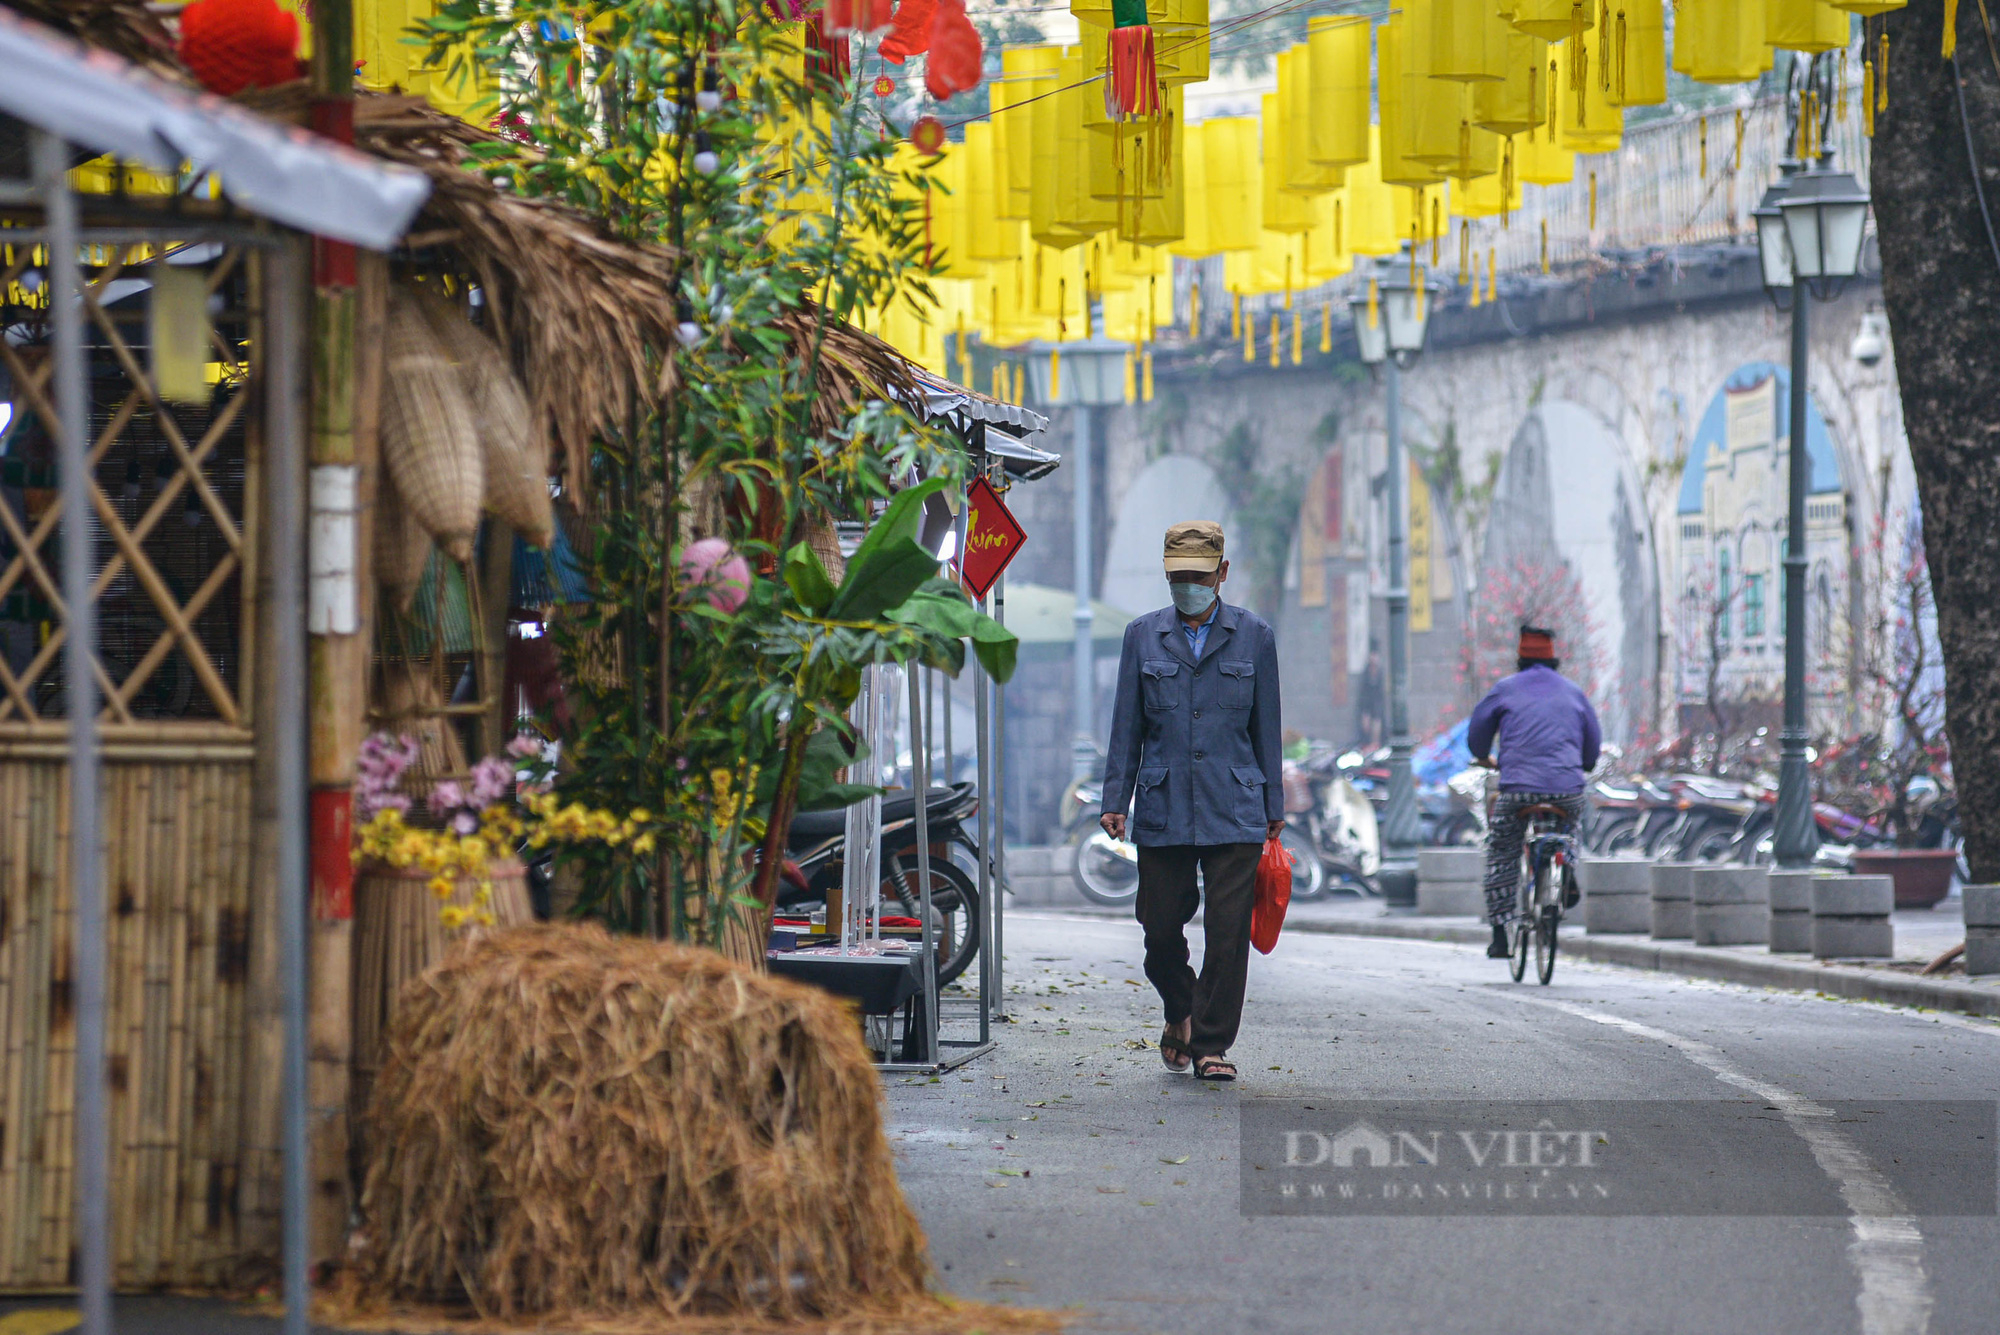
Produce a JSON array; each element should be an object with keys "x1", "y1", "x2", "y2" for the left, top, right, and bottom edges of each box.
[{"x1": 1163, "y1": 520, "x2": 1225, "y2": 573}]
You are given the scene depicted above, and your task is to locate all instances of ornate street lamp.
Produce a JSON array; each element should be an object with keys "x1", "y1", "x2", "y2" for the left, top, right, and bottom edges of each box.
[
  {"x1": 1348, "y1": 255, "x2": 1435, "y2": 902},
  {"x1": 1755, "y1": 54, "x2": 1872, "y2": 870},
  {"x1": 1028, "y1": 336, "x2": 1128, "y2": 781}
]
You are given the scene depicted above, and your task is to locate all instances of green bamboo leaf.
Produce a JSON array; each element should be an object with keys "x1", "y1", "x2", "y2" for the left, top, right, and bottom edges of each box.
[{"x1": 782, "y1": 541, "x2": 837, "y2": 614}]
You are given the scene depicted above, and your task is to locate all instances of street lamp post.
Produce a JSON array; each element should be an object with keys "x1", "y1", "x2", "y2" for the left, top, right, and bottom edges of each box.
[
  {"x1": 1753, "y1": 55, "x2": 1872, "y2": 869},
  {"x1": 1029, "y1": 337, "x2": 1129, "y2": 781},
  {"x1": 1349, "y1": 256, "x2": 1435, "y2": 902}
]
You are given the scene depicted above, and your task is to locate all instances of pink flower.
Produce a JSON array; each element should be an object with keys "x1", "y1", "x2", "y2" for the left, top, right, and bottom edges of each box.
[
  {"x1": 680, "y1": 536, "x2": 752, "y2": 613},
  {"x1": 452, "y1": 811, "x2": 479, "y2": 836},
  {"x1": 505, "y1": 732, "x2": 543, "y2": 759},
  {"x1": 430, "y1": 779, "x2": 467, "y2": 813},
  {"x1": 469, "y1": 755, "x2": 515, "y2": 808}
]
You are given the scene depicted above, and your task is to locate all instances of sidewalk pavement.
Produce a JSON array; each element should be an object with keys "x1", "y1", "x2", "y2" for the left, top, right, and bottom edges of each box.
[{"x1": 1046, "y1": 891, "x2": 2000, "y2": 1018}]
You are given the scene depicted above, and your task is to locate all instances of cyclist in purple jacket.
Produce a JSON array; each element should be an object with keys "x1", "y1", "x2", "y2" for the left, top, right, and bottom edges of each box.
[{"x1": 1466, "y1": 626, "x2": 1603, "y2": 959}]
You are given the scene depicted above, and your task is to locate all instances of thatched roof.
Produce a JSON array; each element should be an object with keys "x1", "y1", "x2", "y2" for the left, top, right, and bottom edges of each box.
[{"x1": 2, "y1": 0, "x2": 183, "y2": 80}]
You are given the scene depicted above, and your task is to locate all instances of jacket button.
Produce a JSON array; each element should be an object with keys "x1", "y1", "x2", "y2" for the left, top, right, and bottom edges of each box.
[
  {"x1": 1193, "y1": 710, "x2": 1201, "y2": 719},
  {"x1": 1194, "y1": 751, "x2": 1204, "y2": 760}
]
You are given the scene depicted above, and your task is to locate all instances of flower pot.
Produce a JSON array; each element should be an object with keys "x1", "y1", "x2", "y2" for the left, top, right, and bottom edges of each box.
[
  {"x1": 350, "y1": 857, "x2": 533, "y2": 1125},
  {"x1": 1849, "y1": 848, "x2": 1958, "y2": 910}
]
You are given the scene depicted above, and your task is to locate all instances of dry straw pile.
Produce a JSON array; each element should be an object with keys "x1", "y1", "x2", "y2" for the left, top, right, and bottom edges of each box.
[{"x1": 346, "y1": 924, "x2": 1046, "y2": 1334}]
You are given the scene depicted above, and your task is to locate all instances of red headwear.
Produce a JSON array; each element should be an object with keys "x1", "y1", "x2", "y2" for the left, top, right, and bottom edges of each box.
[{"x1": 1517, "y1": 626, "x2": 1556, "y2": 661}]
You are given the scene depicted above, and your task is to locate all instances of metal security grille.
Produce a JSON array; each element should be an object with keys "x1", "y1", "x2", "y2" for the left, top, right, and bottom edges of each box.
[{"x1": 0, "y1": 241, "x2": 257, "y2": 734}]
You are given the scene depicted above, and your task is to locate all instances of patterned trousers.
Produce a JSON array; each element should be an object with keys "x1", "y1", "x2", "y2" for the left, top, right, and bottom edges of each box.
[{"x1": 1483, "y1": 791, "x2": 1587, "y2": 925}]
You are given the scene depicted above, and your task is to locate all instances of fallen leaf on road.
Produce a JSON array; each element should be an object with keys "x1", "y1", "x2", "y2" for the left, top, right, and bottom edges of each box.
[
  {"x1": 1097, "y1": 1186, "x2": 1126, "y2": 1194},
  {"x1": 991, "y1": 1168, "x2": 1024, "y2": 1177},
  {"x1": 1160, "y1": 1155, "x2": 1189, "y2": 1164},
  {"x1": 985, "y1": 1181, "x2": 1010, "y2": 1189},
  {"x1": 1139, "y1": 1200, "x2": 1159, "y2": 1206},
  {"x1": 1124, "y1": 979, "x2": 1143, "y2": 986},
  {"x1": 1025, "y1": 1101, "x2": 1048, "y2": 1108}
]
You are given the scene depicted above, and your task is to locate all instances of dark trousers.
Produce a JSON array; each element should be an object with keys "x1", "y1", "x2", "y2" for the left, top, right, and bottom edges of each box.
[{"x1": 1135, "y1": 843, "x2": 1259, "y2": 1058}]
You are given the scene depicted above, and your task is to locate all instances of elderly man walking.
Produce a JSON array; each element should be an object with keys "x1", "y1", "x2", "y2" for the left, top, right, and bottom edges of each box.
[{"x1": 1100, "y1": 522, "x2": 1283, "y2": 1082}]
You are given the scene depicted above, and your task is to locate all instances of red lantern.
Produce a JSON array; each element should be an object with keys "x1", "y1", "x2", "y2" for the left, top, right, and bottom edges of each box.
[
  {"x1": 910, "y1": 115, "x2": 947, "y2": 154},
  {"x1": 879, "y1": 0, "x2": 937, "y2": 63},
  {"x1": 178, "y1": 0, "x2": 303, "y2": 97},
  {"x1": 825, "y1": 0, "x2": 895, "y2": 35},
  {"x1": 924, "y1": 0, "x2": 982, "y2": 100}
]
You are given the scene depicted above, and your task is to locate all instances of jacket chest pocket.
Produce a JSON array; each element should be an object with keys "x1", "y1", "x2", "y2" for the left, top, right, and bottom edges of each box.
[
  {"x1": 1141, "y1": 659, "x2": 1181, "y2": 711},
  {"x1": 1218, "y1": 660, "x2": 1255, "y2": 709}
]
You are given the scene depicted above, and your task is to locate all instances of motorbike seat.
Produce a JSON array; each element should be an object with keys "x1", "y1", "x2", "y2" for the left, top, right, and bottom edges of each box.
[{"x1": 786, "y1": 786, "x2": 961, "y2": 843}]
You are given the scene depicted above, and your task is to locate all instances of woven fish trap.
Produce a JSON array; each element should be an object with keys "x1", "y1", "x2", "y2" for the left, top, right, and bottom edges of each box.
[
  {"x1": 415, "y1": 287, "x2": 555, "y2": 549},
  {"x1": 375, "y1": 471, "x2": 434, "y2": 612},
  {"x1": 383, "y1": 285, "x2": 484, "y2": 563},
  {"x1": 350, "y1": 924, "x2": 1045, "y2": 1331},
  {"x1": 805, "y1": 515, "x2": 846, "y2": 585}
]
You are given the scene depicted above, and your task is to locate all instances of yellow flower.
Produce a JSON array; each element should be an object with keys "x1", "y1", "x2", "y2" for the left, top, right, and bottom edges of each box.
[
  {"x1": 439, "y1": 905, "x2": 469, "y2": 929},
  {"x1": 429, "y1": 875, "x2": 454, "y2": 899},
  {"x1": 632, "y1": 832, "x2": 658, "y2": 856}
]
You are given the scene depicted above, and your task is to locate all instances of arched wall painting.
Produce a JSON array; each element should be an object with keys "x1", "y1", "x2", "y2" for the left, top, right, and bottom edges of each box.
[
  {"x1": 1674, "y1": 361, "x2": 1847, "y2": 713},
  {"x1": 1101, "y1": 455, "x2": 1232, "y2": 619},
  {"x1": 1480, "y1": 400, "x2": 1658, "y2": 743}
]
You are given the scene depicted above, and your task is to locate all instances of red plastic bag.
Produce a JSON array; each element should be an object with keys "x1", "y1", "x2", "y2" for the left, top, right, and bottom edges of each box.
[{"x1": 1251, "y1": 835, "x2": 1294, "y2": 955}]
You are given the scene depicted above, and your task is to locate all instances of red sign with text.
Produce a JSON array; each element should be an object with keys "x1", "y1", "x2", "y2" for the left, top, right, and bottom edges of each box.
[{"x1": 960, "y1": 475, "x2": 1025, "y2": 600}]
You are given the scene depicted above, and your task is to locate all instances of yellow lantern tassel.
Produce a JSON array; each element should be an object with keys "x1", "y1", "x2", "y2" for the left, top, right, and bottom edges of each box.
[
  {"x1": 1415, "y1": 278, "x2": 1427, "y2": 325},
  {"x1": 1014, "y1": 362, "x2": 1025, "y2": 404},
  {"x1": 1189, "y1": 282, "x2": 1201, "y2": 336},
  {"x1": 1864, "y1": 61, "x2": 1876, "y2": 137},
  {"x1": 1838, "y1": 49, "x2": 1848, "y2": 122},
  {"x1": 1409, "y1": 226, "x2": 1419, "y2": 288},
  {"x1": 1735, "y1": 108, "x2": 1745, "y2": 171},
  {"x1": 1243, "y1": 306, "x2": 1254, "y2": 361},
  {"x1": 1334, "y1": 199, "x2": 1343, "y2": 254},
  {"x1": 1488, "y1": 247, "x2": 1497, "y2": 299},
  {"x1": 1142, "y1": 348, "x2": 1154, "y2": 402},
  {"x1": 1548, "y1": 57, "x2": 1559, "y2": 134},
  {"x1": 1232, "y1": 291, "x2": 1242, "y2": 340},
  {"x1": 1291, "y1": 308, "x2": 1303, "y2": 365},
  {"x1": 1319, "y1": 301, "x2": 1333, "y2": 354},
  {"x1": 1540, "y1": 218, "x2": 1550, "y2": 274},
  {"x1": 1879, "y1": 33, "x2": 1890, "y2": 112},
  {"x1": 1057, "y1": 277, "x2": 1068, "y2": 341},
  {"x1": 1460, "y1": 119, "x2": 1473, "y2": 179},
  {"x1": 1598, "y1": 1, "x2": 1611, "y2": 92},
  {"x1": 1460, "y1": 219, "x2": 1471, "y2": 285},
  {"x1": 1945, "y1": 0, "x2": 1959, "y2": 59},
  {"x1": 1084, "y1": 289, "x2": 1095, "y2": 340},
  {"x1": 1050, "y1": 349, "x2": 1061, "y2": 401},
  {"x1": 1615, "y1": 7, "x2": 1627, "y2": 102},
  {"x1": 1122, "y1": 348, "x2": 1136, "y2": 402},
  {"x1": 1367, "y1": 277, "x2": 1379, "y2": 329},
  {"x1": 1576, "y1": 51, "x2": 1590, "y2": 122},
  {"x1": 1588, "y1": 171, "x2": 1597, "y2": 229},
  {"x1": 1284, "y1": 255, "x2": 1293, "y2": 311},
  {"x1": 1431, "y1": 198, "x2": 1442, "y2": 266},
  {"x1": 1699, "y1": 117, "x2": 1707, "y2": 179},
  {"x1": 1471, "y1": 263, "x2": 1482, "y2": 308},
  {"x1": 1268, "y1": 313, "x2": 1281, "y2": 369}
]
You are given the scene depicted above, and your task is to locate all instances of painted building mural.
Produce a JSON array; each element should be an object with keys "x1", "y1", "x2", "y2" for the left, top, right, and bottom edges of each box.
[{"x1": 1674, "y1": 362, "x2": 1849, "y2": 729}]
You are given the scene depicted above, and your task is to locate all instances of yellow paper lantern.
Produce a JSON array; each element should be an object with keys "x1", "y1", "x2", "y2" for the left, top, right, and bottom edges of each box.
[
  {"x1": 1280, "y1": 47, "x2": 1346, "y2": 195},
  {"x1": 1432, "y1": 0, "x2": 1509, "y2": 81},
  {"x1": 1393, "y1": 180, "x2": 1451, "y2": 253},
  {"x1": 962, "y1": 125, "x2": 1017, "y2": 263},
  {"x1": 1202, "y1": 118, "x2": 1263, "y2": 252},
  {"x1": 992, "y1": 46, "x2": 1060, "y2": 222},
  {"x1": 1379, "y1": 11, "x2": 1451, "y2": 184},
  {"x1": 1168, "y1": 117, "x2": 1216, "y2": 257},
  {"x1": 1553, "y1": 40, "x2": 1623, "y2": 152},
  {"x1": 1116, "y1": 92, "x2": 1188, "y2": 245},
  {"x1": 1307, "y1": 15, "x2": 1373, "y2": 168},
  {"x1": 1454, "y1": 160, "x2": 1523, "y2": 218},
  {"x1": 1674, "y1": 0, "x2": 1772, "y2": 85},
  {"x1": 1344, "y1": 126, "x2": 1402, "y2": 256},
  {"x1": 1474, "y1": 25, "x2": 1549, "y2": 134},
  {"x1": 1032, "y1": 49, "x2": 1118, "y2": 249},
  {"x1": 1261, "y1": 93, "x2": 1316, "y2": 232},
  {"x1": 1299, "y1": 192, "x2": 1355, "y2": 282},
  {"x1": 928, "y1": 146, "x2": 986, "y2": 281},
  {"x1": 1516, "y1": 124, "x2": 1576, "y2": 183},
  {"x1": 1157, "y1": 0, "x2": 1212, "y2": 88},
  {"x1": 1766, "y1": 0, "x2": 1852, "y2": 53},
  {"x1": 1510, "y1": 0, "x2": 1594, "y2": 42},
  {"x1": 1606, "y1": 0, "x2": 1667, "y2": 107}
]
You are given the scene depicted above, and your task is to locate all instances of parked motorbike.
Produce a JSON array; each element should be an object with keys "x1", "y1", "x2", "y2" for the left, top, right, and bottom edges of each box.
[{"x1": 779, "y1": 782, "x2": 984, "y2": 987}]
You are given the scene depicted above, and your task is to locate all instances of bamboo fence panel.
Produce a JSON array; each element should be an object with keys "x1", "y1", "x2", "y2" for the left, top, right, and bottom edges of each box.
[{"x1": 0, "y1": 757, "x2": 257, "y2": 1291}]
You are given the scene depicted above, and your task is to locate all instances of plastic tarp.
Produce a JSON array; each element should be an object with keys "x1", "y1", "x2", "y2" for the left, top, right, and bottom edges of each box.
[
  {"x1": 900, "y1": 366, "x2": 1049, "y2": 440},
  {"x1": 0, "y1": 7, "x2": 428, "y2": 250},
  {"x1": 1413, "y1": 718, "x2": 1473, "y2": 786}
]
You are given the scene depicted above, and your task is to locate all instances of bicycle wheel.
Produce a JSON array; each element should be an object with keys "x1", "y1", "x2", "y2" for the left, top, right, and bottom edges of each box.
[
  {"x1": 1535, "y1": 908, "x2": 1558, "y2": 985},
  {"x1": 1509, "y1": 917, "x2": 1530, "y2": 981},
  {"x1": 1280, "y1": 825, "x2": 1327, "y2": 900},
  {"x1": 1072, "y1": 829, "x2": 1140, "y2": 906}
]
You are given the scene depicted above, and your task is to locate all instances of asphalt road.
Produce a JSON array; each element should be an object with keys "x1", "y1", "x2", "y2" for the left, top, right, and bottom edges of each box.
[{"x1": 886, "y1": 910, "x2": 2000, "y2": 1335}]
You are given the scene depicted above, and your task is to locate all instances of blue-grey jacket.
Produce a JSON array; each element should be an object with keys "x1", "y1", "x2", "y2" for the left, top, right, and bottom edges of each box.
[
  {"x1": 1100, "y1": 601, "x2": 1284, "y2": 848},
  {"x1": 1466, "y1": 664, "x2": 1602, "y2": 794}
]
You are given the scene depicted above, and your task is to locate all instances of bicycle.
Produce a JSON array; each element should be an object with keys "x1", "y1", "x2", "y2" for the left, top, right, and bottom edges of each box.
[{"x1": 1508, "y1": 803, "x2": 1579, "y2": 985}]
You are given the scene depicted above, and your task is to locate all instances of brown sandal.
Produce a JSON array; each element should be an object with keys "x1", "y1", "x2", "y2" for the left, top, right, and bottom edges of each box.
[
  {"x1": 1194, "y1": 1055, "x2": 1237, "y2": 1082},
  {"x1": 1159, "y1": 1026, "x2": 1193, "y2": 1073}
]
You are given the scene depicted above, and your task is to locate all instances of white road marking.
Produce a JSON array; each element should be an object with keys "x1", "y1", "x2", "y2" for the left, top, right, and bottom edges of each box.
[{"x1": 1520, "y1": 996, "x2": 1933, "y2": 1335}]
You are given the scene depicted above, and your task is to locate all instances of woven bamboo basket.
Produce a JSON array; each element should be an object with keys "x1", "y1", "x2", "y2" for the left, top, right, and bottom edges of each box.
[
  {"x1": 382, "y1": 286, "x2": 483, "y2": 563},
  {"x1": 806, "y1": 514, "x2": 847, "y2": 584},
  {"x1": 349, "y1": 858, "x2": 534, "y2": 1136},
  {"x1": 415, "y1": 289, "x2": 555, "y2": 549},
  {"x1": 373, "y1": 471, "x2": 433, "y2": 612}
]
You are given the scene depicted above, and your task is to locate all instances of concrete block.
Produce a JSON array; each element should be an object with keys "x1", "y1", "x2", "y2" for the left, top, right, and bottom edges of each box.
[
  {"x1": 1962, "y1": 884, "x2": 2000, "y2": 929},
  {"x1": 1967, "y1": 926, "x2": 2000, "y2": 977},
  {"x1": 1692, "y1": 865, "x2": 1769, "y2": 906},
  {"x1": 1811, "y1": 875, "x2": 1894, "y2": 918},
  {"x1": 1768, "y1": 910, "x2": 1813, "y2": 953},
  {"x1": 1812, "y1": 916, "x2": 1894, "y2": 960},
  {"x1": 1419, "y1": 847, "x2": 1487, "y2": 882},
  {"x1": 1651, "y1": 861, "x2": 1697, "y2": 902},
  {"x1": 1587, "y1": 892, "x2": 1650, "y2": 934},
  {"x1": 1417, "y1": 878, "x2": 1486, "y2": 917},
  {"x1": 1579, "y1": 858, "x2": 1653, "y2": 894},
  {"x1": 1651, "y1": 899, "x2": 1693, "y2": 940},
  {"x1": 1767, "y1": 870, "x2": 1818, "y2": 913},
  {"x1": 1693, "y1": 902, "x2": 1768, "y2": 946}
]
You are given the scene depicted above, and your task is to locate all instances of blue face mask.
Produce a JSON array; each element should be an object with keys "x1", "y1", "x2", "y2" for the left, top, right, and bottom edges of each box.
[{"x1": 1170, "y1": 582, "x2": 1218, "y2": 616}]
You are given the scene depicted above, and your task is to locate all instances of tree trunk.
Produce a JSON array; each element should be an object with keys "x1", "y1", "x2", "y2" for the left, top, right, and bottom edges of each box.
[{"x1": 1870, "y1": 6, "x2": 2000, "y2": 880}]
